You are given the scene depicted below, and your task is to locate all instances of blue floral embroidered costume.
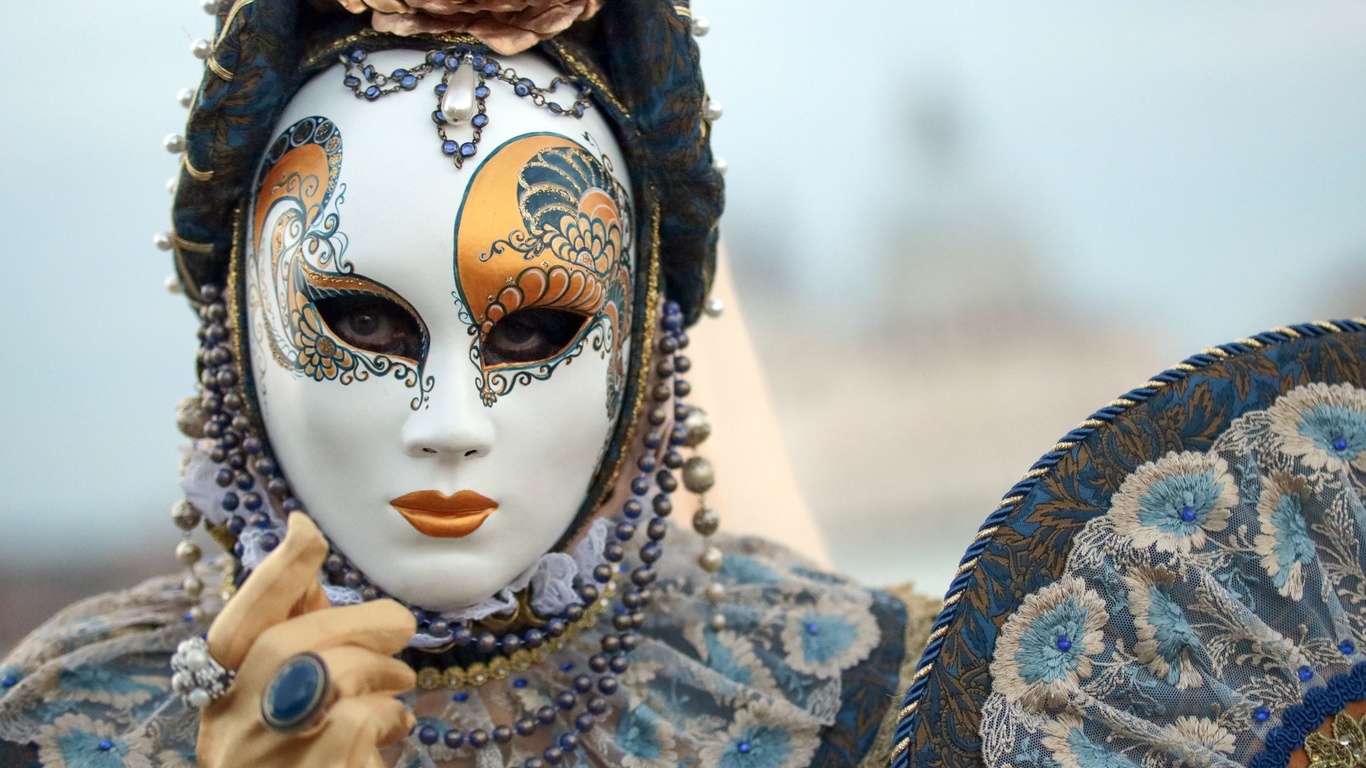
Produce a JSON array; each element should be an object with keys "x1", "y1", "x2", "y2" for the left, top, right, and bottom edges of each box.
[{"x1": 0, "y1": 530, "x2": 934, "y2": 767}]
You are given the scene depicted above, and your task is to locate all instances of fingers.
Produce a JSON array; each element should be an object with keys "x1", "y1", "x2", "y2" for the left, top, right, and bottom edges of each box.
[
  {"x1": 317, "y1": 646, "x2": 416, "y2": 700},
  {"x1": 209, "y1": 513, "x2": 329, "y2": 668},
  {"x1": 245, "y1": 600, "x2": 416, "y2": 675},
  {"x1": 320, "y1": 694, "x2": 413, "y2": 767}
]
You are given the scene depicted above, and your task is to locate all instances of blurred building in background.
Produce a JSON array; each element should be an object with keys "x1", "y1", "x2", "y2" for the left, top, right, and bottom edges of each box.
[{"x1": 3, "y1": 1, "x2": 1366, "y2": 653}]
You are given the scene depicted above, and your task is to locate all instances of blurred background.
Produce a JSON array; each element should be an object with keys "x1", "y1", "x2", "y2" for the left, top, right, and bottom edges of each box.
[{"x1": 2, "y1": 1, "x2": 1365, "y2": 652}]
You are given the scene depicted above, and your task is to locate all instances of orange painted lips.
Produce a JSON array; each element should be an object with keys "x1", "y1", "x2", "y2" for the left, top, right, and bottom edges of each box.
[{"x1": 390, "y1": 490, "x2": 498, "y2": 538}]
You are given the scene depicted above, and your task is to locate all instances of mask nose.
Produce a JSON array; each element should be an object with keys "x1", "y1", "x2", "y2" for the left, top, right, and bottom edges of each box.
[{"x1": 400, "y1": 354, "x2": 495, "y2": 459}]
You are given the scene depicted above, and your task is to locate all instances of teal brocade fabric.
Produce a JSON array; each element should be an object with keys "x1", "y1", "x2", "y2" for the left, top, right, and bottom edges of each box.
[
  {"x1": 0, "y1": 531, "x2": 910, "y2": 767},
  {"x1": 892, "y1": 320, "x2": 1366, "y2": 768}
]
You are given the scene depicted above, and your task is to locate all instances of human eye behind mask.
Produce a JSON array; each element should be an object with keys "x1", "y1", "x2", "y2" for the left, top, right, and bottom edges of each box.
[
  {"x1": 314, "y1": 293, "x2": 425, "y2": 361},
  {"x1": 481, "y1": 307, "x2": 589, "y2": 366}
]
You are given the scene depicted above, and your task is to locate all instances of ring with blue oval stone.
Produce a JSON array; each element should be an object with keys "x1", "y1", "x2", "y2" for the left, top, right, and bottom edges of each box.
[{"x1": 260, "y1": 652, "x2": 330, "y2": 733}]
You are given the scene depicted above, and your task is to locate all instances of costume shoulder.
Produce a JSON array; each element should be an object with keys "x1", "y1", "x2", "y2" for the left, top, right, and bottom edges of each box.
[
  {"x1": 0, "y1": 563, "x2": 215, "y2": 767},
  {"x1": 599, "y1": 527, "x2": 939, "y2": 768}
]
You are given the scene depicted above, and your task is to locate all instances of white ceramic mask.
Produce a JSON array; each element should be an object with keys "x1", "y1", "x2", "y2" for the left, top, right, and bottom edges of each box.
[{"x1": 245, "y1": 49, "x2": 635, "y2": 612}]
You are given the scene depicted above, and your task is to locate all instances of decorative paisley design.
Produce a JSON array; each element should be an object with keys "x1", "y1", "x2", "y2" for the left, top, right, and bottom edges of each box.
[
  {"x1": 453, "y1": 133, "x2": 632, "y2": 410},
  {"x1": 246, "y1": 116, "x2": 433, "y2": 409}
]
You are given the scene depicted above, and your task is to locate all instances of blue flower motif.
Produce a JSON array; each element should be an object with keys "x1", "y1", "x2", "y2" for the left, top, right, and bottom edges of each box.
[
  {"x1": 616, "y1": 703, "x2": 679, "y2": 766},
  {"x1": 704, "y1": 631, "x2": 777, "y2": 692},
  {"x1": 1060, "y1": 727, "x2": 1142, "y2": 768},
  {"x1": 33, "y1": 713, "x2": 154, "y2": 768},
  {"x1": 996, "y1": 578, "x2": 1110, "y2": 708},
  {"x1": 57, "y1": 663, "x2": 165, "y2": 707},
  {"x1": 1126, "y1": 568, "x2": 1202, "y2": 688},
  {"x1": 1110, "y1": 452, "x2": 1237, "y2": 553},
  {"x1": 1269, "y1": 383, "x2": 1366, "y2": 473},
  {"x1": 698, "y1": 703, "x2": 819, "y2": 768},
  {"x1": 720, "y1": 555, "x2": 781, "y2": 586},
  {"x1": 779, "y1": 593, "x2": 878, "y2": 677},
  {"x1": 1255, "y1": 471, "x2": 1317, "y2": 599}
]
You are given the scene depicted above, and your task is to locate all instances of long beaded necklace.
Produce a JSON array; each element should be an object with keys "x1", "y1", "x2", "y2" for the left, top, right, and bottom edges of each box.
[{"x1": 173, "y1": 287, "x2": 726, "y2": 767}]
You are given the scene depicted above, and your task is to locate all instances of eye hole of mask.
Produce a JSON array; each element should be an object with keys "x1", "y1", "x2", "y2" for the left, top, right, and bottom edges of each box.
[
  {"x1": 484, "y1": 307, "x2": 590, "y2": 366},
  {"x1": 315, "y1": 295, "x2": 425, "y2": 361}
]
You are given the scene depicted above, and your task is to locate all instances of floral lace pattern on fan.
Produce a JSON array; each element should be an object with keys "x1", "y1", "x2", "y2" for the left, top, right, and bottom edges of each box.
[{"x1": 982, "y1": 382, "x2": 1366, "y2": 768}]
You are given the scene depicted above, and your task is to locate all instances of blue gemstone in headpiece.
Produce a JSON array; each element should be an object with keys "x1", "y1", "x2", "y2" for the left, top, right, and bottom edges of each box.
[
  {"x1": 515, "y1": 83, "x2": 530, "y2": 97},
  {"x1": 471, "y1": 54, "x2": 485, "y2": 68},
  {"x1": 442, "y1": 140, "x2": 458, "y2": 155},
  {"x1": 472, "y1": 114, "x2": 489, "y2": 128},
  {"x1": 435, "y1": 83, "x2": 448, "y2": 95},
  {"x1": 343, "y1": 76, "x2": 360, "y2": 88},
  {"x1": 364, "y1": 85, "x2": 381, "y2": 100},
  {"x1": 401, "y1": 75, "x2": 418, "y2": 90},
  {"x1": 445, "y1": 56, "x2": 460, "y2": 71},
  {"x1": 350, "y1": 49, "x2": 366, "y2": 62},
  {"x1": 482, "y1": 62, "x2": 497, "y2": 76},
  {"x1": 460, "y1": 143, "x2": 477, "y2": 158},
  {"x1": 429, "y1": 51, "x2": 446, "y2": 66},
  {"x1": 432, "y1": 111, "x2": 446, "y2": 125},
  {"x1": 475, "y1": 85, "x2": 490, "y2": 100}
]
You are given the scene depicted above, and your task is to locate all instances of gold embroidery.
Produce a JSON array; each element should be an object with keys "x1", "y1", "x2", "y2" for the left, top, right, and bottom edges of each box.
[{"x1": 1305, "y1": 710, "x2": 1366, "y2": 766}]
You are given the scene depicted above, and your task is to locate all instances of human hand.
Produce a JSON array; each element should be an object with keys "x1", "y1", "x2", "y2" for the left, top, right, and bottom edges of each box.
[{"x1": 196, "y1": 513, "x2": 417, "y2": 768}]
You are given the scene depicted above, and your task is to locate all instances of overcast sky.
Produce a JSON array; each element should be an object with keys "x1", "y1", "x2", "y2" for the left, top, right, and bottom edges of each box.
[{"x1": 1, "y1": 1, "x2": 1364, "y2": 565}]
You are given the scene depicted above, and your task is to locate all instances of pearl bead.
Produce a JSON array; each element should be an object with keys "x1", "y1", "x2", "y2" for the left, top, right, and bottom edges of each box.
[
  {"x1": 177, "y1": 88, "x2": 195, "y2": 108},
  {"x1": 705, "y1": 582, "x2": 725, "y2": 602},
  {"x1": 713, "y1": 156, "x2": 728, "y2": 176},
  {"x1": 191, "y1": 39, "x2": 213, "y2": 60},
  {"x1": 704, "y1": 297, "x2": 724, "y2": 318},
  {"x1": 188, "y1": 605, "x2": 208, "y2": 622},
  {"x1": 154, "y1": 231, "x2": 174, "y2": 251},
  {"x1": 185, "y1": 648, "x2": 210, "y2": 670},
  {"x1": 183, "y1": 576, "x2": 204, "y2": 596},
  {"x1": 682, "y1": 409, "x2": 711, "y2": 446},
  {"x1": 682, "y1": 456, "x2": 715, "y2": 494},
  {"x1": 164, "y1": 275, "x2": 183, "y2": 294},
  {"x1": 188, "y1": 688, "x2": 212, "y2": 709},
  {"x1": 691, "y1": 16, "x2": 710, "y2": 36},
  {"x1": 172, "y1": 499, "x2": 202, "y2": 531},
  {"x1": 175, "y1": 397, "x2": 206, "y2": 438},
  {"x1": 692, "y1": 506, "x2": 720, "y2": 536},
  {"x1": 164, "y1": 134, "x2": 186, "y2": 154},
  {"x1": 704, "y1": 100, "x2": 724, "y2": 122},
  {"x1": 166, "y1": 177, "x2": 178, "y2": 194},
  {"x1": 698, "y1": 546, "x2": 723, "y2": 573},
  {"x1": 176, "y1": 540, "x2": 203, "y2": 565},
  {"x1": 709, "y1": 613, "x2": 727, "y2": 631}
]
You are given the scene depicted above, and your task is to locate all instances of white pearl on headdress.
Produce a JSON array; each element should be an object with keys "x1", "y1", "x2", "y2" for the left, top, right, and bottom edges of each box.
[
  {"x1": 187, "y1": 688, "x2": 212, "y2": 709},
  {"x1": 154, "y1": 231, "x2": 175, "y2": 251},
  {"x1": 164, "y1": 134, "x2": 186, "y2": 154},
  {"x1": 703, "y1": 297, "x2": 724, "y2": 318},
  {"x1": 704, "y1": 100, "x2": 723, "y2": 122},
  {"x1": 713, "y1": 156, "x2": 727, "y2": 175},
  {"x1": 178, "y1": 88, "x2": 195, "y2": 108},
  {"x1": 165, "y1": 275, "x2": 184, "y2": 294},
  {"x1": 190, "y1": 39, "x2": 213, "y2": 60},
  {"x1": 167, "y1": 178, "x2": 178, "y2": 194},
  {"x1": 691, "y1": 16, "x2": 710, "y2": 37},
  {"x1": 441, "y1": 63, "x2": 479, "y2": 124}
]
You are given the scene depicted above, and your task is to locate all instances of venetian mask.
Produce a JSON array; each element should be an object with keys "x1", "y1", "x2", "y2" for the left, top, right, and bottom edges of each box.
[{"x1": 244, "y1": 49, "x2": 635, "y2": 612}]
